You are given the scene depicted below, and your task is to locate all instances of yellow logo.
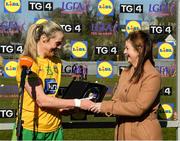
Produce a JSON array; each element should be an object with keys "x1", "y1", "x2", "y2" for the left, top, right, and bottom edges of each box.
[
  {"x1": 4, "y1": 61, "x2": 18, "y2": 77},
  {"x1": 159, "y1": 43, "x2": 173, "y2": 59},
  {"x1": 71, "y1": 41, "x2": 87, "y2": 58},
  {"x1": 158, "y1": 104, "x2": 173, "y2": 120},
  {"x1": 98, "y1": 0, "x2": 113, "y2": 15},
  {"x1": 4, "y1": 0, "x2": 21, "y2": 13},
  {"x1": 126, "y1": 20, "x2": 141, "y2": 34},
  {"x1": 97, "y1": 61, "x2": 113, "y2": 78}
]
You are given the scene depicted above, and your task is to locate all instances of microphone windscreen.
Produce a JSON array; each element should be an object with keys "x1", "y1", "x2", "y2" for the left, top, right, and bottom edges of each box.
[{"x1": 19, "y1": 56, "x2": 33, "y2": 68}]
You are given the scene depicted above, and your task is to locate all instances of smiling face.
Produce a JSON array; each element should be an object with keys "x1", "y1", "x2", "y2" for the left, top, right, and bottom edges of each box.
[
  {"x1": 45, "y1": 31, "x2": 64, "y2": 57},
  {"x1": 124, "y1": 39, "x2": 139, "y2": 67},
  {"x1": 38, "y1": 31, "x2": 64, "y2": 58},
  {"x1": 123, "y1": 31, "x2": 154, "y2": 82}
]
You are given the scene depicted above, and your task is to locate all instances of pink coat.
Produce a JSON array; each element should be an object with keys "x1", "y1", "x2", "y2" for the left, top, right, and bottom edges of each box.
[{"x1": 101, "y1": 60, "x2": 162, "y2": 140}]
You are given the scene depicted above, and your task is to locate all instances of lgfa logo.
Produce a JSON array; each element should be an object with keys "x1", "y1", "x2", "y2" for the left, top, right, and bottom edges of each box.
[
  {"x1": 61, "y1": 1, "x2": 86, "y2": 14},
  {"x1": 148, "y1": 2, "x2": 176, "y2": 16},
  {"x1": 97, "y1": 61, "x2": 113, "y2": 78},
  {"x1": 71, "y1": 41, "x2": 88, "y2": 58},
  {"x1": 126, "y1": 20, "x2": 141, "y2": 35},
  {"x1": 158, "y1": 104, "x2": 173, "y2": 120},
  {"x1": 158, "y1": 42, "x2": 174, "y2": 59},
  {"x1": 97, "y1": 0, "x2": 114, "y2": 16},
  {"x1": 4, "y1": 0, "x2": 21, "y2": 13},
  {"x1": 4, "y1": 61, "x2": 18, "y2": 77}
]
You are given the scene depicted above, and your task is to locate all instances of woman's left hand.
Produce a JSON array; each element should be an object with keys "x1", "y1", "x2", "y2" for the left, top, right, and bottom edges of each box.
[{"x1": 59, "y1": 108, "x2": 75, "y2": 115}]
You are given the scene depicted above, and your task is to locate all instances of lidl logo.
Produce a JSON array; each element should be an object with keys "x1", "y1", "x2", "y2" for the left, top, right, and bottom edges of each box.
[
  {"x1": 71, "y1": 41, "x2": 88, "y2": 58},
  {"x1": 97, "y1": 61, "x2": 113, "y2": 78},
  {"x1": 97, "y1": 0, "x2": 114, "y2": 16},
  {"x1": 125, "y1": 20, "x2": 141, "y2": 35},
  {"x1": 4, "y1": 0, "x2": 21, "y2": 13},
  {"x1": 4, "y1": 61, "x2": 18, "y2": 77},
  {"x1": 158, "y1": 42, "x2": 174, "y2": 59},
  {"x1": 158, "y1": 104, "x2": 174, "y2": 120}
]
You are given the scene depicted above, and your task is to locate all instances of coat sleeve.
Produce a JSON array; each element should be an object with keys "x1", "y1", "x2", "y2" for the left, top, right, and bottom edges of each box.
[{"x1": 100, "y1": 73, "x2": 161, "y2": 116}]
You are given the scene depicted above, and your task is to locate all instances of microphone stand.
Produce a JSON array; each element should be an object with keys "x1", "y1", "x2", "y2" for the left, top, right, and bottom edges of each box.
[{"x1": 16, "y1": 67, "x2": 29, "y2": 140}]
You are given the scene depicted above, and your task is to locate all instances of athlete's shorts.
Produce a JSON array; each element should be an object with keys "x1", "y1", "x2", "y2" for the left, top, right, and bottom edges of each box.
[{"x1": 11, "y1": 124, "x2": 64, "y2": 140}]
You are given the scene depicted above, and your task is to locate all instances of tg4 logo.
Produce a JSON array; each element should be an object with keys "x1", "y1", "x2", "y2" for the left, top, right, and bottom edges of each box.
[
  {"x1": 95, "y1": 46, "x2": 118, "y2": 55},
  {"x1": 160, "y1": 87, "x2": 172, "y2": 96}
]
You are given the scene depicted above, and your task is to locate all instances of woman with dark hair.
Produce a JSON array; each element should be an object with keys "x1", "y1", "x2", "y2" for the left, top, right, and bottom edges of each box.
[{"x1": 83, "y1": 30, "x2": 162, "y2": 140}]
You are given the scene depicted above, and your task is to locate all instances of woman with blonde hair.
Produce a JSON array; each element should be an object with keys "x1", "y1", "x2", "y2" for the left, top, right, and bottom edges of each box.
[{"x1": 13, "y1": 20, "x2": 93, "y2": 140}]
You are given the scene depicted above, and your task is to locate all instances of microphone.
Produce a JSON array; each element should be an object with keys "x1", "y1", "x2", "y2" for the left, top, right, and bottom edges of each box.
[
  {"x1": 19, "y1": 56, "x2": 33, "y2": 69},
  {"x1": 17, "y1": 56, "x2": 33, "y2": 140},
  {"x1": 19, "y1": 56, "x2": 33, "y2": 89}
]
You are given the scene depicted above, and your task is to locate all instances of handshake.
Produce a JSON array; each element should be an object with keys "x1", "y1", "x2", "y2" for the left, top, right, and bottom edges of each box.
[
  {"x1": 59, "y1": 81, "x2": 108, "y2": 114},
  {"x1": 74, "y1": 98, "x2": 101, "y2": 113},
  {"x1": 59, "y1": 98, "x2": 102, "y2": 114}
]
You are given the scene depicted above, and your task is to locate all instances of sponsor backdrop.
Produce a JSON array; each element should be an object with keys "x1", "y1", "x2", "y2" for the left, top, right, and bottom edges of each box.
[{"x1": 0, "y1": 0, "x2": 177, "y2": 120}]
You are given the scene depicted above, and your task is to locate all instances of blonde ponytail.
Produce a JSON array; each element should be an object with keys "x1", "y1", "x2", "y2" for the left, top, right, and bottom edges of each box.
[{"x1": 23, "y1": 24, "x2": 38, "y2": 62}]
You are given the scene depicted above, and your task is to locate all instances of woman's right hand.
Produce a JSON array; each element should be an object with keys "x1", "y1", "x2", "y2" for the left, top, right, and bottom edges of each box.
[{"x1": 89, "y1": 103, "x2": 101, "y2": 113}]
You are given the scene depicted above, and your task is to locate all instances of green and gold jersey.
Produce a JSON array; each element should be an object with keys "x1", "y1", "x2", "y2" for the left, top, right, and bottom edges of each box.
[{"x1": 16, "y1": 56, "x2": 62, "y2": 132}]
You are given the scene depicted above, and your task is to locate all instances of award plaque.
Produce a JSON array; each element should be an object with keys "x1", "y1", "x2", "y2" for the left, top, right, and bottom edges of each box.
[{"x1": 62, "y1": 80, "x2": 108, "y2": 102}]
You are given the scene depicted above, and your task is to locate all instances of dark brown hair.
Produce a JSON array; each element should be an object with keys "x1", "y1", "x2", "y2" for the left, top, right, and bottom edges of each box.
[{"x1": 125, "y1": 30, "x2": 155, "y2": 83}]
